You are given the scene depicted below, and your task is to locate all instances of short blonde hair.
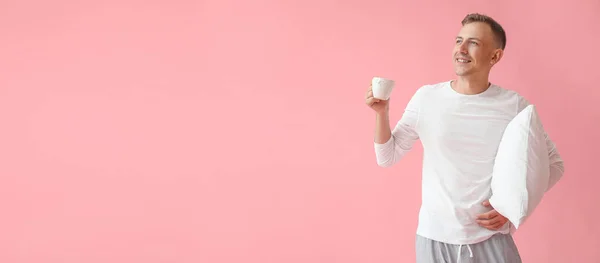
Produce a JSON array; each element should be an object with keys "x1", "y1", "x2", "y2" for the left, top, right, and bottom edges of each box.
[{"x1": 461, "y1": 13, "x2": 507, "y2": 50}]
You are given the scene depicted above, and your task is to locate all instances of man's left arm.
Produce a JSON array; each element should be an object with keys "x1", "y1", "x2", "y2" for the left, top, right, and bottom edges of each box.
[
  {"x1": 518, "y1": 96, "x2": 565, "y2": 191},
  {"x1": 544, "y1": 131, "x2": 564, "y2": 192}
]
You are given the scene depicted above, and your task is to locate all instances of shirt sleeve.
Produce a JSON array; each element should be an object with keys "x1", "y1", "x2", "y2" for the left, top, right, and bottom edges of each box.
[
  {"x1": 373, "y1": 87, "x2": 422, "y2": 167},
  {"x1": 543, "y1": 131, "x2": 565, "y2": 192},
  {"x1": 517, "y1": 96, "x2": 565, "y2": 192}
]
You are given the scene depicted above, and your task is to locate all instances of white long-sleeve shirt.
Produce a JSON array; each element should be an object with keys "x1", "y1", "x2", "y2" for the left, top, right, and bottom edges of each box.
[{"x1": 374, "y1": 80, "x2": 564, "y2": 245}]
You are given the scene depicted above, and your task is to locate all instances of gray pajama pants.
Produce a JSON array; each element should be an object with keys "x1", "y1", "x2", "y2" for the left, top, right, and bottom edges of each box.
[{"x1": 416, "y1": 233, "x2": 522, "y2": 263}]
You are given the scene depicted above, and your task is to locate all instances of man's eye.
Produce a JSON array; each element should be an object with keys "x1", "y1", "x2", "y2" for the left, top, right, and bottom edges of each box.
[{"x1": 470, "y1": 41, "x2": 478, "y2": 45}]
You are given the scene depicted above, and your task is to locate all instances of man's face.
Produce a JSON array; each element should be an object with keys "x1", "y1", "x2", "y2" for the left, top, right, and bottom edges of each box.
[{"x1": 453, "y1": 22, "x2": 502, "y2": 76}]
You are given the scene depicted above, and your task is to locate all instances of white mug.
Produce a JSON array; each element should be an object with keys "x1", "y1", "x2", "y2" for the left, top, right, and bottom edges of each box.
[{"x1": 371, "y1": 77, "x2": 395, "y2": 100}]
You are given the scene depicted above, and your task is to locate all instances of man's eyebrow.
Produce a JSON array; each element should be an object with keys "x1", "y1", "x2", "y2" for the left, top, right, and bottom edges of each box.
[{"x1": 456, "y1": 36, "x2": 482, "y2": 42}]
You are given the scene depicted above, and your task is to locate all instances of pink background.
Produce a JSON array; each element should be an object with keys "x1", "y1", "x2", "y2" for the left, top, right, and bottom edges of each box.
[{"x1": 1, "y1": 0, "x2": 598, "y2": 262}]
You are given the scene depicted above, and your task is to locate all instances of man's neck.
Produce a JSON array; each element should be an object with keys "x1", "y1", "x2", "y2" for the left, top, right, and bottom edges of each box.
[{"x1": 452, "y1": 75, "x2": 491, "y2": 95}]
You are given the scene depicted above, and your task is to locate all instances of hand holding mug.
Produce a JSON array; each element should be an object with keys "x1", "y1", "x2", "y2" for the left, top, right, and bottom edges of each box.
[{"x1": 365, "y1": 77, "x2": 395, "y2": 114}]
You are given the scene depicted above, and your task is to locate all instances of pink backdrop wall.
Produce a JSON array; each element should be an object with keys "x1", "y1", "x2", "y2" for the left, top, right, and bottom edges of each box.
[{"x1": 1, "y1": 0, "x2": 598, "y2": 262}]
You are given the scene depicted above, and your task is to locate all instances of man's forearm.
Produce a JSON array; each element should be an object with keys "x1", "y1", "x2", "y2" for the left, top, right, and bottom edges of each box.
[
  {"x1": 375, "y1": 111, "x2": 392, "y2": 144},
  {"x1": 544, "y1": 132, "x2": 565, "y2": 192},
  {"x1": 373, "y1": 103, "x2": 420, "y2": 167}
]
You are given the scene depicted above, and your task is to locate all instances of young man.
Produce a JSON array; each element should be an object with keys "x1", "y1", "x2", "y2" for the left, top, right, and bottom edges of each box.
[{"x1": 364, "y1": 13, "x2": 564, "y2": 263}]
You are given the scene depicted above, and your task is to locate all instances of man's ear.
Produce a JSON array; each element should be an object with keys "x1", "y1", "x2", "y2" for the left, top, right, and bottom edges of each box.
[{"x1": 491, "y1": 49, "x2": 504, "y2": 65}]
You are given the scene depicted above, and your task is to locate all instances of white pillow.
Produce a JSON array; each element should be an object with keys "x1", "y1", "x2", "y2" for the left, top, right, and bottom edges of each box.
[{"x1": 489, "y1": 104, "x2": 550, "y2": 230}]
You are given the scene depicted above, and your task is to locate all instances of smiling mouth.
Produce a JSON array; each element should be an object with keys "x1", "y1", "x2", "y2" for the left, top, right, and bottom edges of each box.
[{"x1": 456, "y1": 58, "x2": 471, "y2": 63}]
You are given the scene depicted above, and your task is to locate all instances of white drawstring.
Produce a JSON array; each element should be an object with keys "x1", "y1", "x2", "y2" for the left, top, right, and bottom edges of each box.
[{"x1": 456, "y1": 244, "x2": 473, "y2": 263}]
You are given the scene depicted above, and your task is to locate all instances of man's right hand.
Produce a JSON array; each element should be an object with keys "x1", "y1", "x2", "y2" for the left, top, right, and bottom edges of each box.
[{"x1": 365, "y1": 85, "x2": 389, "y2": 114}]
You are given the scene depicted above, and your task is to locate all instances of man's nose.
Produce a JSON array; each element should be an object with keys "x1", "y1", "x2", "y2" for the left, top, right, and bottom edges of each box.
[{"x1": 459, "y1": 43, "x2": 468, "y2": 54}]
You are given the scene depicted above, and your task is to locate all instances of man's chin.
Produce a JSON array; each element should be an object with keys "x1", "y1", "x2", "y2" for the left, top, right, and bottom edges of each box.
[{"x1": 454, "y1": 69, "x2": 471, "y2": 76}]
